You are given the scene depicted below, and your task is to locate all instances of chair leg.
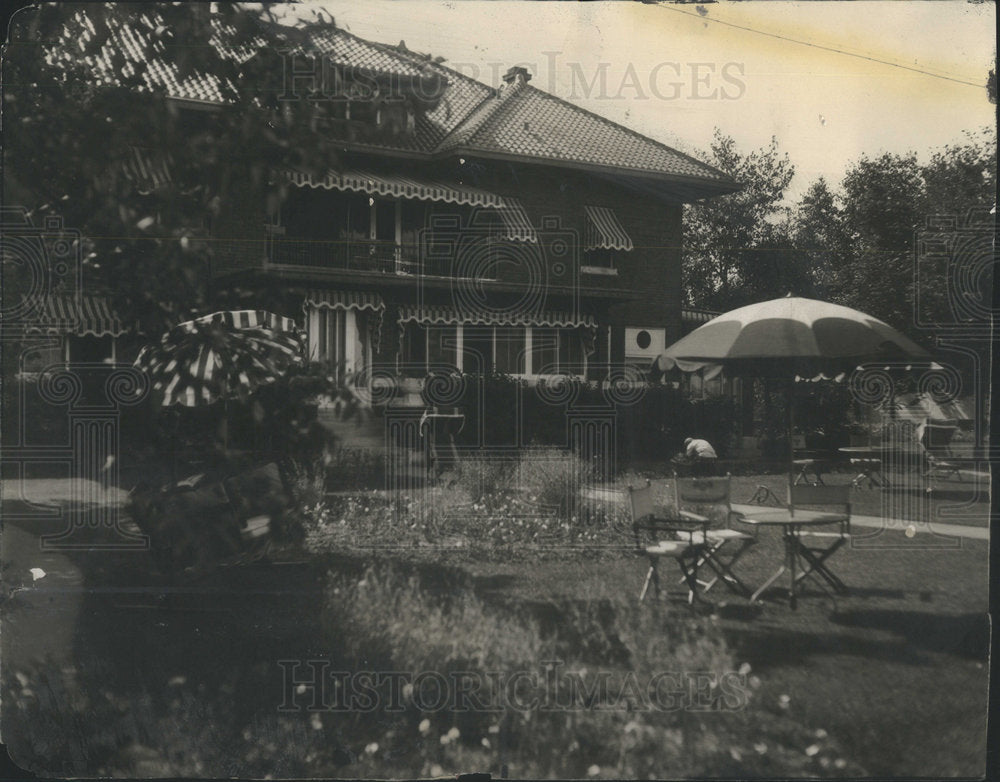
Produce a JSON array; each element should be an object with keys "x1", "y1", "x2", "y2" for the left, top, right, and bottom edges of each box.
[
  {"x1": 796, "y1": 539, "x2": 848, "y2": 593},
  {"x1": 650, "y1": 560, "x2": 662, "y2": 599},
  {"x1": 639, "y1": 565, "x2": 654, "y2": 602}
]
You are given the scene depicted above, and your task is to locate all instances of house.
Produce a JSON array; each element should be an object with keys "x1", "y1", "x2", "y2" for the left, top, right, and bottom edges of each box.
[
  {"x1": 61, "y1": 11, "x2": 737, "y2": 380},
  {"x1": 23, "y1": 8, "x2": 742, "y2": 470}
]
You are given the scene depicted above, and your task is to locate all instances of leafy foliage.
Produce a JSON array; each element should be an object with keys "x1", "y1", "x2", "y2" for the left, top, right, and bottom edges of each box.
[
  {"x1": 4, "y1": 3, "x2": 344, "y2": 335},
  {"x1": 686, "y1": 127, "x2": 995, "y2": 342}
]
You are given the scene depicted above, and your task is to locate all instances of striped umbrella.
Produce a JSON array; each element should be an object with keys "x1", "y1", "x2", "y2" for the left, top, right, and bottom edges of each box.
[
  {"x1": 662, "y1": 295, "x2": 930, "y2": 493},
  {"x1": 134, "y1": 310, "x2": 306, "y2": 407},
  {"x1": 663, "y1": 295, "x2": 929, "y2": 376}
]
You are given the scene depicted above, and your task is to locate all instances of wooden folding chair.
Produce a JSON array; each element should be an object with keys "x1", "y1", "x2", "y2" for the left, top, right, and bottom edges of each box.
[
  {"x1": 627, "y1": 480, "x2": 706, "y2": 604},
  {"x1": 672, "y1": 474, "x2": 756, "y2": 597},
  {"x1": 917, "y1": 421, "x2": 964, "y2": 482},
  {"x1": 789, "y1": 483, "x2": 851, "y2": 595}
]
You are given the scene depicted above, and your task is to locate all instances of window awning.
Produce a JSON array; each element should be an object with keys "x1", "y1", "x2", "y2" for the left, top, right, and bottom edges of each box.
[
  {"x1": 584, "y1": 206, "x2": 633, "y2": 252},
  {"x1": 494, "y1": 201, "x2": 537, "y2": 243},
  {"x1": 285, "y1": 168, "x2": 507, "y2": 209},
  {"x1": 398, "y1": 304, "x2": 596, "y2": 330},
  {"x1": 681, "y1": 307, "x2": 719, "y2": 325},
  {"x1": 283, "y1": 169, "x2": 538, "y2": 243},
  {"x1": 398, "y1": 304, "x2": 597, "y2": 355},
  {"x1": 123, "y1": 147, "x2": 173, "y2": 194},
  {"x1": 302, "y1": 290, "x2": 385, "y2": 352},
  {"x1": 23, "y1": 295, "x2": 125, "y2": 337},
  {"x1": 303, "y1": 290, "x2": 385, "y2": 313}
]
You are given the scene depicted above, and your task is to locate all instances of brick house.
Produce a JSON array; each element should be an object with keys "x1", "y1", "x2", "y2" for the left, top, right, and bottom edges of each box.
[
  {"x1": 79, "y1": 16, "x2": 737, "y2": 387},
  {"x1": 51, "y1": 13, "x2": 739, "y2": 423}
]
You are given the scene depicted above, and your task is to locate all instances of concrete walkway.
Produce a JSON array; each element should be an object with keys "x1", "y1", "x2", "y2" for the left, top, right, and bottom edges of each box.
[
  {"x1": 848, "y1": 513, "x2": 988, "y2": 541},
  {"x1": 580, "y1": 486, "x2": 990, "y2": 541},
  {"x1": 1, "y1": 478, "x2": 129, "y2": 509}
]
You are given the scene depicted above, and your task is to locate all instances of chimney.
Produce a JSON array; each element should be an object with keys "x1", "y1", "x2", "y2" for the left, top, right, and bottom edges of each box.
[{"x1": 501, "y1": 66, "x2": 532, "y2": 87}]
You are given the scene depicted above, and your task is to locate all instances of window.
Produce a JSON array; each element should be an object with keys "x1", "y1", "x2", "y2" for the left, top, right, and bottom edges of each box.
[
  {"x1": 401, "y1": 324, "x2": 586, "y2": 379},
  {"x1": 494, "y1": 327, "x2": 526, "y2": 375},
  {"x1": 582, "y1": 248, "x2": 619, "y2": 269},
  {"x1": 427, "y1": 325, "x2": 459, "y2": 369},
  {"x1": 462, "y1": 327, "x2": 494, "y2": 375},
  {"x1": 373, "y1": 199, "x2": 397, "y2": 243},
  {"x1": 531, "y1": 328, "x2": 558, "y2": 375},
  {"x1": 529, "y1": 328, "x2": 585, "y2": 377},
  {"x1": 557, "y1": 329, "x2": 584, "y2": 375},
  {"x1": 308, "y1": 307, "x2": 369, "y2": 379},
  {"x1": 67, "y1": 335, "x2": 114, "y2": 363},
  {"x1": 401, "y1": 321, "x2": 427, "y2": 373}
]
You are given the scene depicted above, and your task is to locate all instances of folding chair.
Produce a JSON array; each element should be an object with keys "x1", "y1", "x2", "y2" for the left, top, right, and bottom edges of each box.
[
  {"x1": 789, "y1": 484, "x2": 851, "y2": 596},
  {"x1": 916, "y1": 421, "x2": 964, "y2": 482},
  {"x1": 672, "y1": 474, "x2": 756, "y2": 597},
  {"x1": 627, "y1": 480, "x2": 706, "y2": 604}
]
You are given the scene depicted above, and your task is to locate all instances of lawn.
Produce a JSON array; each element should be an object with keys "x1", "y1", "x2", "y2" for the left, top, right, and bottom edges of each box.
[{"x1": 2, "y1": 460, "x2": 989, "y2": 777}]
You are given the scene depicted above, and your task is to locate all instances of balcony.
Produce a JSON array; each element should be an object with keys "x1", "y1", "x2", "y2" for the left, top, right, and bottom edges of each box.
[
  {"x1": 267, "y1": 234, "x2": 516, "y2": 281},
  {"x1": 269, "y1": 236, "x2": 429, "y2": 275}
]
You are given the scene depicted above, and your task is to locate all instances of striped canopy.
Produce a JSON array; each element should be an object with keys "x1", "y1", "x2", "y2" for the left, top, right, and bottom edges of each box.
[
  {"x1": 22, "y1": 294, "x2": 125, "y2": 337},
  {"x1": 663, "y1": 295, "x2": 929, "y2": 376},
  {"x1": 584, "y1": 206, "x2": 633, "y2": 252},
  {"x1": 134, "y1": 310, "x2": 306, "y2": 407}
]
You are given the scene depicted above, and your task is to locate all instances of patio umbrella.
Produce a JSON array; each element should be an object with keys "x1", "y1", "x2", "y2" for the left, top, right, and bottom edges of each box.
[
  {"x1": 649, "y1": 354, "x2": 723, "y2": 382},
  {"x1": 661, "y1": 295, "x2": 931, "y2": 495},
  {"x1": 134, "y1": 309, "x2": 306, "y2": 407}
]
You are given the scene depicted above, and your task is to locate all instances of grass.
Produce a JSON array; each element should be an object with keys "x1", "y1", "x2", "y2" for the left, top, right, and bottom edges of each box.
[{"x1": 2, "y1": 460, "x2": 988, "y2": 777}]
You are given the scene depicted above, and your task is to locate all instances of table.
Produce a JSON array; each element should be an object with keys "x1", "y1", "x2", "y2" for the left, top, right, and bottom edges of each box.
[
  {"x1": 730, "y1": 503, "x2": 850, "y2": 609},
  {"x1": 838, "y1": 446, "x2": 888, "y2": 489}
]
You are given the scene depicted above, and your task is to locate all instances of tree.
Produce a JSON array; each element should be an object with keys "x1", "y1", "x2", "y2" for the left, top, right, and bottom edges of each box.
[
  {"x1": 682, "y1": 130, "x2": 800, "y2": 311},
  {"x1": 2, "y1": 3, "x2": 375, "y2": 336},
  {"x1": 798, "y1": 130, "x2": 996, "y2": 336}
]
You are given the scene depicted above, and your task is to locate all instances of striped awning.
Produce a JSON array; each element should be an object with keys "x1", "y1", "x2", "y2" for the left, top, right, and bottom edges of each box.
[
  {"x1": 302, "y1": 290, "x2": 385, "y2": 352},
  {"x1": 495, "y1": 200, "x2": 537, "y2": 243},
  {"x1": 23, "y1": 295, "x2": 125, "y2": 337},
  {"x1": 584, "y1": 206, "x2": 633, "y2": 252},
  {"x1": 123, "y1": 147, "x2": 173, "y2": 194},
  {"x1": 681, "y1": 307, "x2": 719, "y2": 325},
  {"x1": 303, "y1": 290, "x2": 385, "y2": 313},
  {"x1": 398, "y1": 304, "x2": 597, "y2": 330},
  {"x1": 398, "y1": 304, "x2": 598, "y2": 357},
  {"x1": 285, "y1": 168, "x2": 506, "y2": 209},
  {"x1": 284, "y1": 168, "x2": 537, "y2": 243}
]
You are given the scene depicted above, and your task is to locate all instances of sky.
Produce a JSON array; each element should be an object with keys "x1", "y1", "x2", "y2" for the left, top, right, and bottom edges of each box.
[{"x1": 278, "y1": 1, "x2": 996, "y2": 201}]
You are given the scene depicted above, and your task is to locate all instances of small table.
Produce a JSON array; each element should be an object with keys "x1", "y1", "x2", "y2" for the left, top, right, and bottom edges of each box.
[
  {"x1": 730, "y1": 503, "x2": 850, "y2": 609},
  {"x1": 838, "y1": 447, "x2": 888, "y2": 489}
]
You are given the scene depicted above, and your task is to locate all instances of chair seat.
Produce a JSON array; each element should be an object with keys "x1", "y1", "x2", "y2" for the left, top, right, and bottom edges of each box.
[
  {"x1": 690, "y1": 528, "x2": 754, "y2": 544},
  {"x1": 645, "y1": 540, "x2": 692, "y2": 557},
  {"x1": 799, "y1": 530, "x2": 850, "y2": 539}
]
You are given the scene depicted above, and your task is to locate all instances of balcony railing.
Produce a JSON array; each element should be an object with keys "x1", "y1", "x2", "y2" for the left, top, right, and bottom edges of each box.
[
  {"x1": 270, "y1": 237, "x2": 430, "y2": 275},
  {"x1": 269, "y1": 235, "x2": 506, "y2": 280}
]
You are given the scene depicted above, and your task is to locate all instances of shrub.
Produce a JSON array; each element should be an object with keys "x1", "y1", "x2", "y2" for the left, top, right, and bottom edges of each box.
[
  {"x1": 319, "y1": 563, "x2": 744, "y2": 778},
  {"x1": 316, "y1": 562, "x2": 861, "y2": 778}
]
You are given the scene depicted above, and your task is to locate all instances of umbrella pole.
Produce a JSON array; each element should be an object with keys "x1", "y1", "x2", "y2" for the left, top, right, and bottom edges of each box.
[{"x1": 787, "y1": 377, "x2": 794, "y2": 508}]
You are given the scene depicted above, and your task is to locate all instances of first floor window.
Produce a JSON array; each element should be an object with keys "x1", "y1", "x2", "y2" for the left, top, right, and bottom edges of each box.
[
  {"x1": 494, "y1": 326, "x2": 526, "y2": 375},
  {"x1": 397, "y1": 323, "x2": 588, "y2": 379},
  {"x1": 67, "y1": 335, "x2": 115, "y2": 363},
  {"x1": 308, "y1": 307, "x2": 370, "y2": 379},
  {"x1": 530, "y1": 327, "x2": 584, "y2": 377}
]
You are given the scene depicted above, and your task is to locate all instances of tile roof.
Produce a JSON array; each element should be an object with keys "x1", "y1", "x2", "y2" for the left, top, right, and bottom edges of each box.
[
  {"x1": 55, "y1": 10, "x2": 736, "y2": 191},
  {"x1": 437, "y1": 83, "x2": 733, "y2": 184}
]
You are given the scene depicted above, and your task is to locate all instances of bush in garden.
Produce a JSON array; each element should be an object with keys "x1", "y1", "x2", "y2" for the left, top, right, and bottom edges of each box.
[
  {"x1": 317, "y1": 563, "x2": 859, "y2": 778},
  {"x1": 324, "y1": 446, "x2": 385, "y2": 491}
]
